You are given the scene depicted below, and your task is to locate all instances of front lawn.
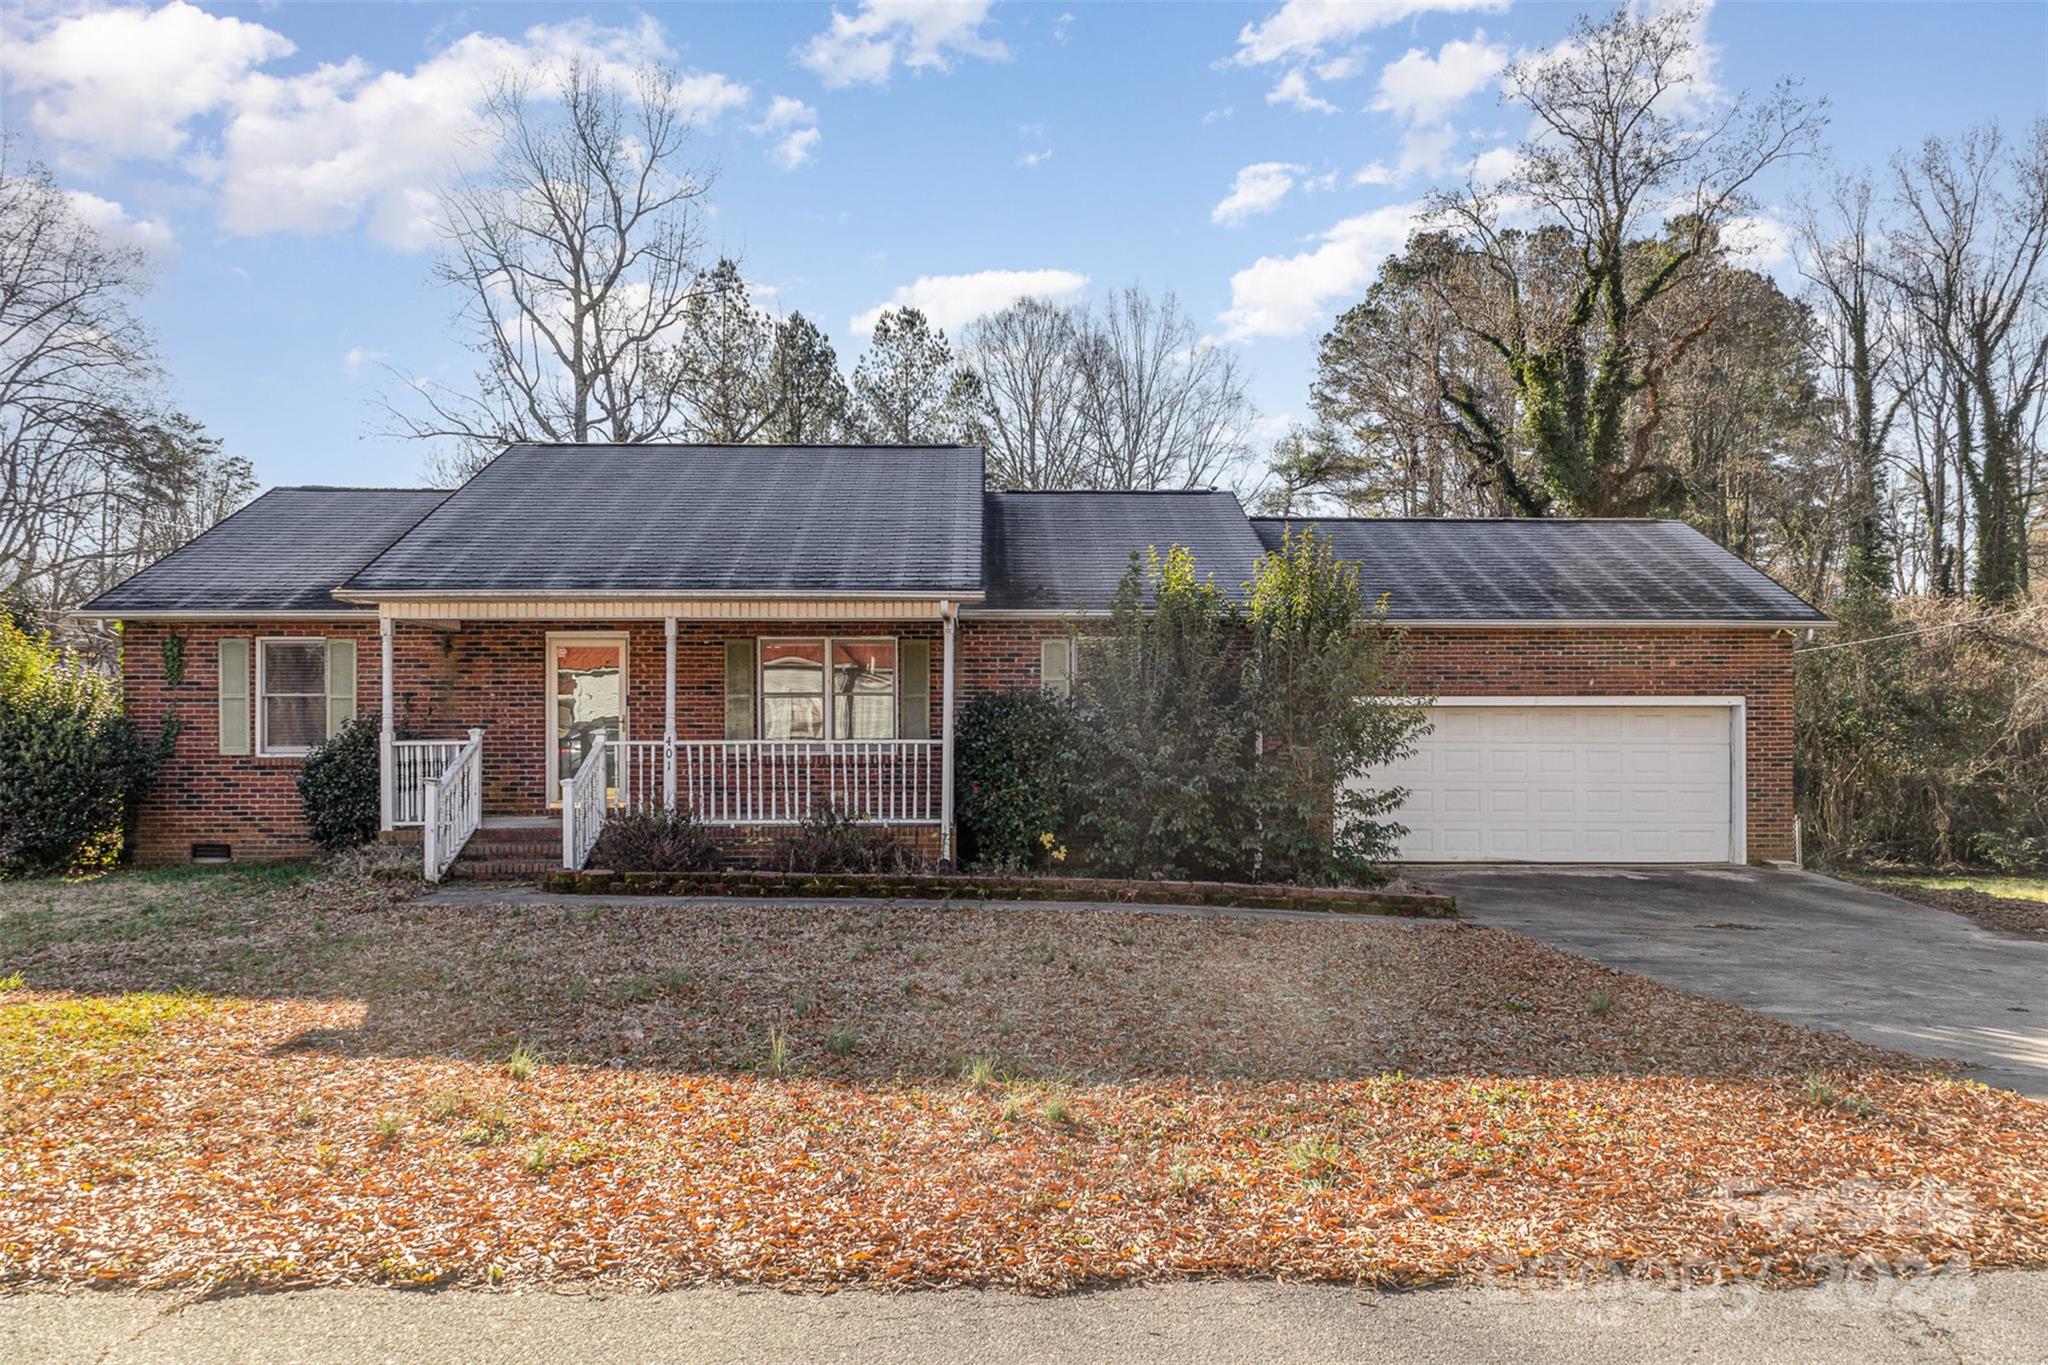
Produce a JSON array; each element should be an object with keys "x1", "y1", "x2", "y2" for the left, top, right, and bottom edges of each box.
[{"x1": 2, "y1": 864, "x2": 2043, "y2": 1293}]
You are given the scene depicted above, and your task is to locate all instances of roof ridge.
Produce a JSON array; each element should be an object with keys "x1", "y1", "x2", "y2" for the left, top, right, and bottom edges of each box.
[
  {"x1": 278, "y1": 485, "x2": 443, "y2": 494},
  {"x1": 988, "y1": 488, "x2": 1229, "y2": 496},
  {"x1": 1252, "y1": 515, "x2": 1682, "y2": 524}
]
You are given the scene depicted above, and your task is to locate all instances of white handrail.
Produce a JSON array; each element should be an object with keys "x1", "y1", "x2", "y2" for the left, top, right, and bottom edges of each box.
[
  {"x1": 422, "y1": 728, "x2": 484, "y2": 883},
  {"x1": 390, "y1": 739, "x2": 468, "y2": 826},
  {"x1": 562, "y1": 728, "x2": 610, "y2": 870},
  {"x1": 607, "y1": 738, "x2": 941, "y2": 825}
]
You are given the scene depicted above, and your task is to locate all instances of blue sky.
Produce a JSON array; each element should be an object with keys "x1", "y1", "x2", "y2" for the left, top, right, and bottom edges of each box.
[{"x1": 4, "y1": 0, "x2": 2045, "y2": 491}]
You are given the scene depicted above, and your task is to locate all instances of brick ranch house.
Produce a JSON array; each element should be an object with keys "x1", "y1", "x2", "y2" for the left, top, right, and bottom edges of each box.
[{"x1": 77, "y1": 442, "x2": 1830, "y2": 877}]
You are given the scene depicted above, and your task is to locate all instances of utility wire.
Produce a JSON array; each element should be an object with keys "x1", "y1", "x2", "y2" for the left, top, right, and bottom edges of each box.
[{"x1": 1793, "y1": 601, "x2": 2047, "y2": 654}]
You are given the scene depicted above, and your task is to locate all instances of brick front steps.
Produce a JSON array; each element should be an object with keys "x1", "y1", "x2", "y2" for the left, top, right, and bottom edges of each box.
[{"x1": 536, "y1": 868, "x2": 1456, "y2": 917}]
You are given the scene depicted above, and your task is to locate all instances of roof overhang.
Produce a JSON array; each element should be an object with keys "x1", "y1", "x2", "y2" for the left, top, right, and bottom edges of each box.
[
  {"x1": 354, "y1": 591, "x2": 984, "y2": 622},
  {"x1": 68, "y1": 608, "x2": 376, "y2": 622},
  {"x1": 960, "y1": 607, "x2": 1834, "y2": 629}
]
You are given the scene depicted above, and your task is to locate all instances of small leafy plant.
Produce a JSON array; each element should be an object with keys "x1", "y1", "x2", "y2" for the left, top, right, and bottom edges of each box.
[
  {"x1": 297, "y1": 716, "x2": 381, "y2": 852},
  {"x1": 504, "y1": 1042, "x2": 540, "y2": 1081}
]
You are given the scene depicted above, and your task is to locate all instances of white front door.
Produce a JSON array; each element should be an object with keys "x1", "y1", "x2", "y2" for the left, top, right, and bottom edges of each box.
[{"x1": 1355, "y1": 700, "x2": 1742, "y2": 863}]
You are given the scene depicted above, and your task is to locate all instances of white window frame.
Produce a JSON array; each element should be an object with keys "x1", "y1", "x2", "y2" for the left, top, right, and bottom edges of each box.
[
  {"x1": 761, "y1": 636, "x2": 900, "y2": 742},
  {"x1": 256, "y1": 636, "x2": 329, "y2": 758},
  {"x1": 545, "y1": 631, "x2": 630, "y2": 805}
]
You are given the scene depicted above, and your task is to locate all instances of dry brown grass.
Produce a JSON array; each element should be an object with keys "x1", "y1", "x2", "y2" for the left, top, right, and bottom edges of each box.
[{"x1": 1, "y1": 864, "x2": 2042, "y2": 1292}]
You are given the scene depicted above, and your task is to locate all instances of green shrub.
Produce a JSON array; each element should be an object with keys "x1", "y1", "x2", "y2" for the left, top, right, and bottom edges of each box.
[
  {"x1": 591, "y1": 807, "x2": 723, "y2": 872},
  {"x1": 296, "y1": 716, "x2": 381, "y2": 851},
  {"x1": 955, "y1": 689, "x2": 1081, "y2": 871},
  {"x1": 772, "y1": 804, "x2": 910, "y2": 874},
  {"x1": 1075, "y1": 546, "x2": 1256, "y2": 881},
  {"x1": 0, "y1": 617, "x2": 167, "y2": 878}
]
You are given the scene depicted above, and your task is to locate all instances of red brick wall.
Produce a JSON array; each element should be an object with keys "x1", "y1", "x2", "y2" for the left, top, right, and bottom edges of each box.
[{"x1": 120, "y1": 615, "x2": 1797, "y2": 865}]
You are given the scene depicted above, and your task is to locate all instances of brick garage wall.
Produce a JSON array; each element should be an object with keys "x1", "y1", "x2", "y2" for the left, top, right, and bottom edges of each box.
[
  {"x1": 1397, "y1": 626, "x2": 1799, "y2": 862},
  {"x1": 954, "y1": 618, "x2": 1800, "y2": 863}
]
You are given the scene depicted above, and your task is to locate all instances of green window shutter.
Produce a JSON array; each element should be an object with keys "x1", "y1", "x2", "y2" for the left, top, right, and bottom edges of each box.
[
  {"x1": 325, "y1": 638, "x2": 358, "y2": 740},
  {"x1": 1040, "y1": 637, "x2": 1073, "y2": 698},
  {"x1": 217, "y1": 638, "x2": 250, "y2": 755},
  {"x1": 723, "y1": 639, "x2": 758, "y2": 740},
  {"x1": 898, "y1": 638, "x2": 931, "y2": 740}
]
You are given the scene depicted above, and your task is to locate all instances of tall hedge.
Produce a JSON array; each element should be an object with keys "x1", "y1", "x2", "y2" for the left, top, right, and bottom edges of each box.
[{"x1": 0, "y1": 617, "x2": 168, "y2": 878}]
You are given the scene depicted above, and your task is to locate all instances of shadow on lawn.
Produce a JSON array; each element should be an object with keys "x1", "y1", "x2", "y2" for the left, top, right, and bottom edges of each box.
[{"x1": 0, "y1": 864, "x2": 1921, "y2": 1084}]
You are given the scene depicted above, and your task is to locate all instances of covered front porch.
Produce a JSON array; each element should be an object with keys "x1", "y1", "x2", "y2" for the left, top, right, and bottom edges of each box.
[{"x1": 366, "y1": 599, "x2": 962, "y2": 880}]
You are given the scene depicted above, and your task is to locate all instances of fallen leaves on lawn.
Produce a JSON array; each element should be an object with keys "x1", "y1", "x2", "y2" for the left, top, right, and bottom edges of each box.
[{"x1": 0, "y1": 871, "x2": 2042, "y2": 1294}]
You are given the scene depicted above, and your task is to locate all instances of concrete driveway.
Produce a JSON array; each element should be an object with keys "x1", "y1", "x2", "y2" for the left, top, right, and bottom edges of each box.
[{"x1": 1419, "y1": 865, "x2": 2048, "y2": 1098}]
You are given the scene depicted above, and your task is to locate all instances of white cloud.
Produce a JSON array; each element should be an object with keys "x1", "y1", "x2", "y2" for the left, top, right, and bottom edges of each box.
[
  {"x1": 799, "y1": 0, "x2": 1008, "y2": 89},
  {"x1": 773, "y1": 127, "x2": 824, "y2": 170},
  {"x1": 1396, "y1": 124, "x2": 1463, "y2": 179},
  {"x1": 1468, "y1": 144, "x2": 1523, "y2": 186},
  {"x1": 1217, "y1": 202, "x2": 1425, "y2": 340},
  {"x1": 1017, "y1": 147, "x2": 1053, "y2": 168},
  {"x1": 756, "y1": 94, "x2": 817, "y2": 132},
  {"x1": 1371, "y1": 35, "x2": 1507, "y2": 125},
  {"x1": 1723, "y1": 213, "x2": 1793, "y2": 271},
  {"x1": 851, "y1": 268, "x2": 1089, "y2": 335},
  {"x1": 341, "y1": 345, "x2": 388, "y2": 378},
  {"x1": 1352, "y1": 162, "x2": 1394, "y2": 187},
  {"x1": 1052, "y1": 12, "x2": 1075, "y2": 44},
  {"x1": 1232, "y1": 0, "x2": 1507, "y2": 67},
  {"x1": 1312, "y1": 53, "x2": 1364, "y2": 82},
  {"x1": 1202, "y1": 105, "x2": 1234, "y2": 125},
  {"x1": 8, "y1": 10, "x2": 752, "y2": 250},
  {"x1": 1212, "y1": 161, "x2": 1306, "y2": 226},
  {"x1": 1265, "y1": 69, "x2": 1336, "y2": 115},
  {"x1": 6, "y1": 0, "x2": 294, "y2": 161},
  {"x1": 754, "y1": 96, "x2": 821, "y2": 169},
  {"x1": 61, "y1": 190, "x2": 176, "y2": 257}
]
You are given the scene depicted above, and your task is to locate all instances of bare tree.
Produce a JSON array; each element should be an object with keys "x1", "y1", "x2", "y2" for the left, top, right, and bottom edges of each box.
[
  {"x1": 1073, "y1": 287, "x2": 1254, "y2": 491},
  {"x1": 964, "y1": 297, "x2": 1089, "y2": 488},
  {"x1": 1885, "y1": 120, "x2": 2048, "y2": 602},
  {"x1": 387, "y1": 61, "x2": 717, "y2": 482},
  {"x1": 0, "y1": 144, "x2": 158, "y2": 601},
  {"x1": 1427, "y1": 4, "x2": 1825, "y2": 513},
  {"x1": 1796, "y1": 170, "x2": 1909, "y2": 596}
]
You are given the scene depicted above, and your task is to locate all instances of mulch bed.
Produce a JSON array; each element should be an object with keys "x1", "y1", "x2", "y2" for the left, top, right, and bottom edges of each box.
[
  {"x1": 1843, "y1": 877, "x2": 2048, "y2": 941},
  {"x1": 2, "y1": 864, "x2": 2043, "y2": 1294},
  {"x1": 546, "y1": 867, "x2": 1457, "y2": 917}
]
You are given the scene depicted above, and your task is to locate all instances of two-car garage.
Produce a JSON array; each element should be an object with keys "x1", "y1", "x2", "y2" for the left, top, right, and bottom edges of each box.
[{"x1": 1356, "y1": 698, "x2": 1747, "y2": 864}]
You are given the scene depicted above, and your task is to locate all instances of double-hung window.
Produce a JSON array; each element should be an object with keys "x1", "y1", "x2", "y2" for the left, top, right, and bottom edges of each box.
[
  {"x1": 759, "y1": 637, "x2": 898, "y2": 741},
  {"x1": 257, "y1": 639, "x2": 329, "y2": 756}
]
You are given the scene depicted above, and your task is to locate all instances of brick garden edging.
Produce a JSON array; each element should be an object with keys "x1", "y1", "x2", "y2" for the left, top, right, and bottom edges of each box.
[{"x1": 537, "y1": 868, "x2": 1457, "y2": 917}]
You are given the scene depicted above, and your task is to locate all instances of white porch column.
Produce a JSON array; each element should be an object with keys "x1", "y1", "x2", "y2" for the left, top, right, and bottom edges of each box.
[
  {"x1": 940, "y1": 600, "x2": 957, "y2": 868},
  {"x1": 378, "y1": 616, "x2": 395, "y2": 832},
  {"x1": 663, "y1": 615, "x2": 678, "y2": 812}
]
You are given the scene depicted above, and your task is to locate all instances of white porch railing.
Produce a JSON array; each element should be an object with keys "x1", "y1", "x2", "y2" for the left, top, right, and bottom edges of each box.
[
  {"x1": 610, "y1": 739, "x2": 943, "y2": 825},
  {"x1": 391, "y1": 739, "x2": 468, "y2": 827},
  {"x1": 561, "y1": 728, "x2": 610, "y2": 870},
  {"x1": 421, "y1": 728, "x2": 484, "y2": 883}
]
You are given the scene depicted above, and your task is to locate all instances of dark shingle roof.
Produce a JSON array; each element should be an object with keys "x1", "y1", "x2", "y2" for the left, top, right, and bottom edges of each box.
[
  {"x1": 345, "y1": 444, "x2": 984, "y2": 597},
  {"x1": 1249, "y1": 517, "x2": 1829, "y2": 623},
  {"x1": 980, "y1": 490, "x2": 1269, "y2": 610},
  {"x1": 78, "y1": 488, "x2": 449, "y2": 615}
]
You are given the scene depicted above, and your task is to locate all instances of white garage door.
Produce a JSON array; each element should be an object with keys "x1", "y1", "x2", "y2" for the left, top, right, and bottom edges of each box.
[{"x1": 1354, "y1": 701, "x2": 1739, "y2": 863}]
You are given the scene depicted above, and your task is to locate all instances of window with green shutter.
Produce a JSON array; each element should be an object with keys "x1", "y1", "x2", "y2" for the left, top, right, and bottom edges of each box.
[
  {"x1": 723, "y1": 639, "x2": 758, "y2": 740},
  {"x1": 217, "y1": 638, "x2": 251, "y2": 755}
]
